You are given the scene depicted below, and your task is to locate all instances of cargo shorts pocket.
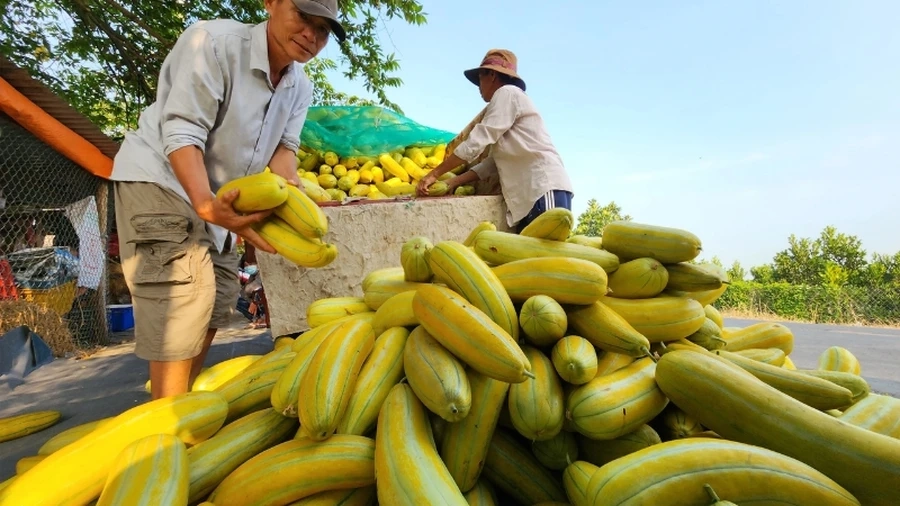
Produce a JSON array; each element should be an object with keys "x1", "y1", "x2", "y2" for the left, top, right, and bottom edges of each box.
[{"x1": 128, "y1": 213, "x2": 195, "y2": 285}]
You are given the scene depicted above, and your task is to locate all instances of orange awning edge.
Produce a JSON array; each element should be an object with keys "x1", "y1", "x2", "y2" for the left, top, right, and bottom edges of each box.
[{"x1": 0, "y1": 76, "x2": 113, "y2": 179}]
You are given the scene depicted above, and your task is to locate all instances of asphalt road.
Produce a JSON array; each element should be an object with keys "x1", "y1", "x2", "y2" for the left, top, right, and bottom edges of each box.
[{"x1": 725, "y1": 317, "x2": 900, "y2": 396}]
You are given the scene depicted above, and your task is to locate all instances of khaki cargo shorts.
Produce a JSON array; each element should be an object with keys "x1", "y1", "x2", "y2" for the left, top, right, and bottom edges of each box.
[{"x1": 114, "y1": 181, "x2": 239, "y2": 362}]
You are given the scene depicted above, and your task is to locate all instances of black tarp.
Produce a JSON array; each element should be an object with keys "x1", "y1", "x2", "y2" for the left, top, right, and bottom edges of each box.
[{"x1": 0, "y1": 325, "x2": 54, "y2": 394}]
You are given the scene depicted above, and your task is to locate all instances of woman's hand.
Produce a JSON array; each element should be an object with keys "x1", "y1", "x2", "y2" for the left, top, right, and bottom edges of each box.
[
  {"x1": 196, "y1": 190, "x2": 276, "y2": 254},
  {"x1": 416, "y1": 173, "x2": 438, "y2": 196}
]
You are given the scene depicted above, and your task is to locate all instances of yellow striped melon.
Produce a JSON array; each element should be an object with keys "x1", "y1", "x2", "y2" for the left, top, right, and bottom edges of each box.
[
  {"x1": 723, "y1": 322, "x2": 794, "y2": 355},
  {"x1": 657, "y1": 405, "x2": 705, "y2": 440},
  {"x1": 96, "y1": 434, "x2": 189, "y2": 506},
  {"x1": 837, "y1": 394, "x2": 900, "y2": 438},
  {"x1": 298, "y1": 319, "x2": 376, "y2": 441},
  {"x1": 734, "y1": 347, "x2": 787, "y2": 367},
  {"x1": 532, "y1": 431, "x2": 579, "y2": 470},
  {"x1": 440, "y1": 370, "x2": 510, "y2": 492},
  {"x1": 37, "y1": 417, "x2": 113, "y2": 455},
  {"x1": 362, "y1": 267, "x2": 431, "y2": 311},
  {"x1": 472, "y1": 230, "x2": 620, "y2": 273},
  {"x1": 686, "y1": 317, "x2": 727, "y2": 350},
  {"x1": 462, "y1": 480, "x2": 498, "y2": 506},
  {"x1": 656, "y1": 349, "x2": 900, "y2": 506},
  {"x1": 428, "y1": 240, "x2": 519, "y2": 342},
  {"x1": 216, "y1": 171, "x2": 288, "y2": 213},
  {"x1": 818, "y1": 346, "x2": 862, "y2": 375},
  {"x1": 600, "y1": 295, "x2": 706, "y2": 343},
  {"x1": 491, "y1": 256, "x2": 609, "y2": 305},
  {"x1": 403, "y1": 326, "x2": 472, "y2": 422},
  {"x1": 567, "y1": 357, "x2": 669, "y2": 440},
  {"x1": 208, "y1": 435, "x2": 376, "y2": 506},
  {"x1": 481, "y1": 429, "x2": 568, "y2": 504},
  {"x1": 584, "y1": 438, "x2": 860, "y2": 506},
  {"x1": 562, "y1": 460, "x2": 600, "y2": 506},
  {"x1": 566, "y1": 301, "x2": 650, "y2": 357},
  {"x1": 0, "y1": 391, "x2": 227, "y2": 506},
  {"x1": 508, "y1": 346, "x2": 565, "y2": 441},
  {"x1": 375, "y1": 384, "x2": 468, "y2": 505},
  {"x1": 192, "y1": 355, "x2": 262, "y2": 392},
  {"x1": 601, "y1": 221, "x2": 702, "y2": 264},
  {"x1": 577, "y1": 424, "x2": 661, "y2": 467},
  {"x1": 665, "y1": 262, "x2": 728, "y2": 292},
  {"x1": 412, "y1": 284, "x2": 533, "y2": 383},
  {"x1": 306, "y1": 297, "x2": 371, "y2": 328},
  {"x1": 186, "y1": 408, "x2": 296, "y2": 503},
  {"x1": 519, "y1": 295, "x2": 568, "y2": 347},
  {"x1": 594, "y1": 350, "x2": 635, "y2": 377},
  {"x1": 551, "y1": 335, "x2": 598, "y2": 385},
  {"x1": 705, "y1": 304, "x2": 724, "y2": 328},
  {"x1": 400, "y1": 236, "x2": 434, "y2": 282},
  {"x1": 337, "y1": 327, "x2": 410, "y2": 436},
  {"x1": 519, "y1": 208, "x2": 575, "y2": 241},
  {"x1": 606, "y1": 257, "x2": 668, "y2": 299},
  {"x1": 0, "y1": 411, "x2": 61, "y2": 443},
  {"x1": 566, "y1": 235, "x2": 603, "y2": 248},
  {"x1": 462, "y1": 221, "x2": 496, "y2": 247}
]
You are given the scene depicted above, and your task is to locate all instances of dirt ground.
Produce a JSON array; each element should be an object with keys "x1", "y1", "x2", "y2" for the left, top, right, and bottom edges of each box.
[{"x1": 0, "y1": 313, "x2": 275, "y2": 481}]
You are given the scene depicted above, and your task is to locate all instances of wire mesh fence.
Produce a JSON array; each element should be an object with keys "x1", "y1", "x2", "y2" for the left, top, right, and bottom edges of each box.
[
  {"x1": 0, "y1": 111, "x2": 119, "y2": 355},
  {"x1": 716, "y1": 281, "x2": 900, "y2": 327}
]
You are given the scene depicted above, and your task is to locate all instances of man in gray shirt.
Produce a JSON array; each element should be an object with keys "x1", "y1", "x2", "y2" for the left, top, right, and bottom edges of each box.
[{"x1": 109, "y1": 0, "x2": 345, "y2": 399}]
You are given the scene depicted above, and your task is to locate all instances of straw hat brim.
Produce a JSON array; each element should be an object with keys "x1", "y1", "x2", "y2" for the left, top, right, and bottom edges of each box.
[{"x1": 464, "y1": 65, "x2": 527, "y2": 91}]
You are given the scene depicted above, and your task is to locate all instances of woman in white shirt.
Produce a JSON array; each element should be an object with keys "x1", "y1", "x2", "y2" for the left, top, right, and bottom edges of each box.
[{"x1": 417, "y1": 49, "x2": 575, "y2": 233}]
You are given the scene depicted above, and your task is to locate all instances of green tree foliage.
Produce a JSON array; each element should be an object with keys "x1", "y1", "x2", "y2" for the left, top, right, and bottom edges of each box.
[
  {"x1": 0, "y1": 0, "x2": 427, "y2": 138},
  {"x1": 574, "y1": 199, "x2": 631, "y2": 237},
  {"x1": 725, "y1": 226, "x2": 900, "y2": 324},
  {"x1": 570, "y1": 201, "x2": 897, "y2": 323},
  {"x1": 770, "y1": 226, "x2": 871, "y2": 287},
  {"x1": 727, "y1": 260, "x2": 747, "y2": 282}
]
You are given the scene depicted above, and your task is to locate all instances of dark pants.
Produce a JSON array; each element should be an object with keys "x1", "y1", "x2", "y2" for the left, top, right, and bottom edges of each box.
[{"x1": 516, "y1": 190, "x2": 574, "y2": 233}]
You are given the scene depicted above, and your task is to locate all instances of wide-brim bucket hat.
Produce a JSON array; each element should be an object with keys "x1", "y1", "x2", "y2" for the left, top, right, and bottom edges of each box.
[
  {"x1": 464, "y1": 49, "x2": 526, "y2": 91},
  {"x1": 293, "y1": 0, "x2": 347, "y2": 43}
]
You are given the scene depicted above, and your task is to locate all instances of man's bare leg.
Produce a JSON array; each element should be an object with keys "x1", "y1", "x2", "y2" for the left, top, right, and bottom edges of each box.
[
  {"x1": 149, "y1": 359, "x2": 192, "y2": 400},
  {"x1": 189, "y1": 328, "x2": 218, "y2": 384},
  {"x1": 148, "y1": 328, "x2": 217, "y2": 400}
]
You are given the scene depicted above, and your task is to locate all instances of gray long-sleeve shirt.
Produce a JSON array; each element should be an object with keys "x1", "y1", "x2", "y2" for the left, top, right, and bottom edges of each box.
[{"x1": 110, "y1": 19, "x2": 312, "y2": 253}]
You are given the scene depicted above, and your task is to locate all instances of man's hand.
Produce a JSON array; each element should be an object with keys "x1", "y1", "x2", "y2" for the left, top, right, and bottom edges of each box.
[
  {"x1": 168, "y1": 145, "x2": 277, "y2": 254},
  {"x1": 268, "y1": 145, "x2": 301, "y2": 187},
  {"x1": 416, "y1": 173, "x2": 438, "y2": 196},
  {"x1": 196, "y1": 189, "x2": 276, "y2": 254}
]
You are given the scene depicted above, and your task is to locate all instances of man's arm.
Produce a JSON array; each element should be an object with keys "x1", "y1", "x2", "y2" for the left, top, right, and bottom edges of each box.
[
  {"x1": 160, "y1": 26, "x2": 274, "y2": 252},
  {"x1": 446, "y1": 169, "x2": 480, "y2": 191},
  {"x1": 418, "y1": 89, "x2": 518, "y2": 195},
  {"x1": 268, "y1": 144, "x2": 301, "y2": 186},
  {"x1": 268, "y1": 85, "x2": 311, "y2": 185},
  {"x1": 170, "y1": 147, "x2": 275, "y2": 253}
]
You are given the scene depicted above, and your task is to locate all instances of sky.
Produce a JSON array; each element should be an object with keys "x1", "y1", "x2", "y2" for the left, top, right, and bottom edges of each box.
[{"x1": 316, "y1": 0, "x2": 900, "y2": 270}]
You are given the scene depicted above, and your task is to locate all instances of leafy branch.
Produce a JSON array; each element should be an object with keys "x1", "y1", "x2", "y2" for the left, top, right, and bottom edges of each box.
[{"x1": 0, "y1": 0, "x2": 427, "y2": 135}]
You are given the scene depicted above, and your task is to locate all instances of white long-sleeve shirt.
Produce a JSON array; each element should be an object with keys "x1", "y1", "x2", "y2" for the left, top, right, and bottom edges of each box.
[
  {"x1": 453, "y1": 85, "x2": 574, "y2": 226},
  {"x1": 109, "y1": 20, "x2": 312, "y2": 253}
]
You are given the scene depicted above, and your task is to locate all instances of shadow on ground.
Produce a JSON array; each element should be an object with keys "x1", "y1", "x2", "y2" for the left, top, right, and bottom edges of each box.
[{"x1": 0, "y1": 315, "x2": 274, "y2": 481}]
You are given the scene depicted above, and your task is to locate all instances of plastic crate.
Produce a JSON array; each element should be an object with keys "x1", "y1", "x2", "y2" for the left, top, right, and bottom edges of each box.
[
  {"x1": 19, "y1": 279, "x2": 77, "y2": 315},
  {"x1": 107, "y1": 304, "x2": 134, "y2": 332}
]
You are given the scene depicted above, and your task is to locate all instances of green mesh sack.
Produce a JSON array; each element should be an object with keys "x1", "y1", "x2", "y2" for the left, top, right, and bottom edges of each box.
[{"x1": 300, "y1": 106, "x2": 457, "y2": 157}]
